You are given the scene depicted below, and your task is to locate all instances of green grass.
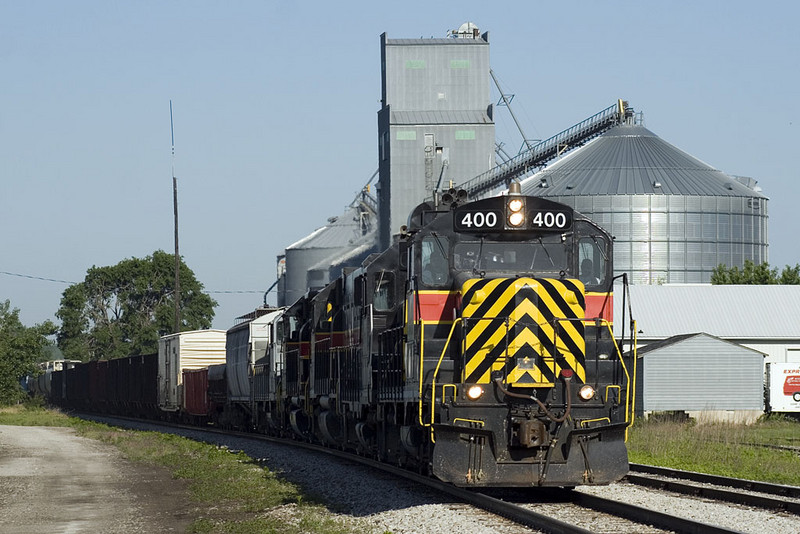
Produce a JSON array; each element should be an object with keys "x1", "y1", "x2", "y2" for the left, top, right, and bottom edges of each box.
[
  {"x1": 627, "y1": 415, "x2": 800, "y2": 486},
  {"x1": 0, "y1": 405, "x2": 372, "y2": 534},
  {"x1": 0, "y1": 401, "x2": 73, "y2": 426}
]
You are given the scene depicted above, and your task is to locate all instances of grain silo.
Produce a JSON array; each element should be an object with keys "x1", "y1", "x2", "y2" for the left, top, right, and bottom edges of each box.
[
  {"x1": 519, "y1": 122, "x2": 768, "y2": 284},
  {"x1": 278, "y1": 202, "x2": 377, "y2": 307}
]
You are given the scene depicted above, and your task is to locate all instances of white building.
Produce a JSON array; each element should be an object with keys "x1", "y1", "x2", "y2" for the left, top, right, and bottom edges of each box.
[
  {"x1": 634, "y1": 332, "x2": 765, "y2": 423},
  {"x1": 616, "y1": 285, "x2": 800, "y2": 421},
  {"x1": 618, "y1": 285, "x2": 800, "y2": 365}
]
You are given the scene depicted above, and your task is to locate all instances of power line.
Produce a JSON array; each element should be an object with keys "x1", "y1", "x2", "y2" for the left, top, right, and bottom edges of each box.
[
  {"x1": 0, "y1": 270, "x2": 264, "y2": 294},
  {"x1": 206, "y1": 290, "x2": 264, "y2": 294},
  {"x1": 0, "y1": 270, "x2": 76, "y2": 285}
]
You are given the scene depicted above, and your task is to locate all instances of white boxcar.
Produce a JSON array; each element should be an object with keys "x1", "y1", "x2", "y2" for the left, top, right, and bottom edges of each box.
[
  {"x1": 766, "y1": 362, "x2": 800, "y2": 413},
  {"x1": 158, "y1": 330, "x2": 226, "y2": 411},
  {"x1": 226, "y1": 309, "x2": 284, "y2": 404}
]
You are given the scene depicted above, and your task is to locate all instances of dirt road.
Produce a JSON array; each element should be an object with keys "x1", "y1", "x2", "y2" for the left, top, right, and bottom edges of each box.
[{"x1": 0, "y1": 425, "x2": 193, "y2": 533}]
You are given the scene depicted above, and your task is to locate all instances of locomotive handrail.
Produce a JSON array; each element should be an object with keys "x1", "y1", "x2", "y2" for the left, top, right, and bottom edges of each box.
[
  {"x1": 423, "y1": 317, "x2": 466, "y2": 442},
  {"x1": 553, "y1": 314, "x2": 637, "y2": 439},
  {"x1": 417, "y1": 319, "x2": 427, "y2": 431},
  {"x1": 596, "y1": 317, "x2": 637, "y2": 439},
  {"x1": 631, "y1": 319, "x2": 639, "y2": 431}
]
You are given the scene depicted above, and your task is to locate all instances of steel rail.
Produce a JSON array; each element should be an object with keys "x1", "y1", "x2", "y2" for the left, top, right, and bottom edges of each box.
[
  {"x1": 625, "y1": 474, "x2": 800, "y2": 515},
  {"x1": 77, "y1": 413, "x2": 591, "y2": 534},
  {"x1": 569, "y1": 492, "x2": 746, "y2": 534},
  {"x1": 629, "y1": 463, "x2": 800, "y2": 500}
]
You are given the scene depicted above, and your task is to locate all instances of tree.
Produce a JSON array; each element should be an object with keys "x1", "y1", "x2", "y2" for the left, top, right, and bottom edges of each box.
[
  {"x1": 0, "y1": 300, "x2": 57, "y2": 405},
  {"x1": 779, "y1": 264, "x2": 800, "y2": 284},
  {"x1": 56, "y1": 250, "x2": 217, "y2": 361},
  {"x1": 711, "y1": 260, "x2": 800, "y2": 285}
]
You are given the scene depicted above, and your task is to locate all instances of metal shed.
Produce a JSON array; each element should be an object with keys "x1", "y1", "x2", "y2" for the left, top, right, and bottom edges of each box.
[{"x1": 635, "y1": 332, "x2": 765, "y2": 422}]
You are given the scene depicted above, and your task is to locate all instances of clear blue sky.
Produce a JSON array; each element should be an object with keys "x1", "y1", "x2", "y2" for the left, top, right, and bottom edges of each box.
[{"x1": 2, "y1": 1, "x2": 798, "y2": 330}]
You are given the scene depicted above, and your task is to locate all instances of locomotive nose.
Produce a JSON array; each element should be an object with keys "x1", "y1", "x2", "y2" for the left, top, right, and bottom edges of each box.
[{"x1": 460, "y1": 276, "x2": 587, "y2": 387}]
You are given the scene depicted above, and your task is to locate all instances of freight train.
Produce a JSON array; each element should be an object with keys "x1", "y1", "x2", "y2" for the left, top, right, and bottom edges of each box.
[{"x1": 44, "y1": 183, "x2": 637, "y2": 487}]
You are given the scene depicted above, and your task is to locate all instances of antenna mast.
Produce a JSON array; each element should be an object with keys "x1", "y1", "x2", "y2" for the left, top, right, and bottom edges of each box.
[
  {"x1": 170, "y1": 100, "x2": 181, "y2": 333},
  {"x1": 490, "y1": 70, "x2": 536, "y2": 154}
]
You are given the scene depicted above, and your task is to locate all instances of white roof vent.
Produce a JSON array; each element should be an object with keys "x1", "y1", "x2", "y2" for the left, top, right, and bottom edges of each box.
[{"x1": 449, "y1": 22, "x2": 480, "y2": 39}]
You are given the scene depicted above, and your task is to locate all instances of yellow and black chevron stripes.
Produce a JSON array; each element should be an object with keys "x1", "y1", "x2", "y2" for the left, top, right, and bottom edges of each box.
[{"x1": 461, "y1": 278, "x2": 586, "y2": 386}]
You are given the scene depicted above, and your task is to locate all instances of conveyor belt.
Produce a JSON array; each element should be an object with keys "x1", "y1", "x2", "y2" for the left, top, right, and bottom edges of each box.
[{"x1": 460, "y1": 99, "x2": 633, "y2": 198}]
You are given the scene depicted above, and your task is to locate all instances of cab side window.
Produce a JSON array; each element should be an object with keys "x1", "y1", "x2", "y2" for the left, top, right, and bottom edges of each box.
[
  {"x1": 373, "y1": 271, "x2": 394, "y2": 311},
  {"x1": 421, "y1": 235, "x2": 450, "y2": 286},
  {"x1": 354, "y1": 275, "x2": 365, "y2": 307},
  {"x1": 578, "y1": 237, "x2": 607, "y2": 287}
]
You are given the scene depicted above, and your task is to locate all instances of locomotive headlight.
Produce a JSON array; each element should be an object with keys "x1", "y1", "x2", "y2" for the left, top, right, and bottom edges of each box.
[
  {"x1": 507, "y1": 198, "x2": 525, "y2": 227},
  {"x1": 578, "y1": 384, "x2": 596, "y2": 401},
  {"x1": 508, "y1": 198, "x2": 523, "y2": 212},
  {"x1": 508, "y1": 211, "x2": 525, "y2": 227},
  {"x1": 466, "y1": 385, "x2": 484, "y2": 400}
]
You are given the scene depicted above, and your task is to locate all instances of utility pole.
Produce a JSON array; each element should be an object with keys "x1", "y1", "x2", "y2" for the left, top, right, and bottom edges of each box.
[{"x1": 170, "y1": 100, "x2": 181, "y2": 333}]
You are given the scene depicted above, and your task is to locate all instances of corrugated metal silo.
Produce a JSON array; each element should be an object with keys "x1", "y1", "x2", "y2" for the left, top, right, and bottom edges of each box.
[
  {"x1": 520, "y1": 123, "x2": 769, "y2": 284},
  {"x1": 280, "y1": 205, "x2": 374, "y2": 306}
]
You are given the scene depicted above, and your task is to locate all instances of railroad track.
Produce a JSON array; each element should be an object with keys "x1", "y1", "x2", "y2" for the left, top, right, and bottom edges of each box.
[
  {"x1": 482, "y1": 486, "x2": 745, "y2": 534},
  {"x1": 627, "y1": 463, "x2": 800, "y2": 514},
  {"x1": 77, "y1": 414, "x2": 766, "y2": 534},
  {"x1": 738, "y1": 442, "x2": 800, "y2": 454}
]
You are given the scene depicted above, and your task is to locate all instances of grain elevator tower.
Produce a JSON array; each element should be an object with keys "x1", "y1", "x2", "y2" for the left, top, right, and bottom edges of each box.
[{"x1": 377, "y1": 23, "x2": 495, "y2": 249}]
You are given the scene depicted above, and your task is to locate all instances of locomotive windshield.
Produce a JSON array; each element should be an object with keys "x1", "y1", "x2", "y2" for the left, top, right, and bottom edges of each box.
[
  {"x1": 420, "y1": 233, "x2": 571, "y2": 286},
  {"x1": 453, "y1": 236, "x2": 568, "y2": 274}
]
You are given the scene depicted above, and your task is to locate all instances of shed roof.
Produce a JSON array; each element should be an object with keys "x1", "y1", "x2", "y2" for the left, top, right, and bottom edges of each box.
[
  {"x1": 616, "y1": 285, "x2": 800, "y2": 340},
  {"x1": 637, "y1": 332, "x2": 767, "y2": 356}
]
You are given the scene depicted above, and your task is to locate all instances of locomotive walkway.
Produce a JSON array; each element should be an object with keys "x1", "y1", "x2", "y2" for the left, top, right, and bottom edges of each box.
[{"x1": 0, "y1": 425, "x2": 191, "y2": 533}]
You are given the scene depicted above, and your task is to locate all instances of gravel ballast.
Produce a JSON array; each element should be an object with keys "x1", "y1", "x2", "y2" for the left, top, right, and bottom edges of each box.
[{"x1": 98, "y1": 417, "x2": 800, "y2": 534}]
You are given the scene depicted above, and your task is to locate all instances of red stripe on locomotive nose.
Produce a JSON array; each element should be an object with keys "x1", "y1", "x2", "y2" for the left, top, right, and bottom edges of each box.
[
  {"x1": 585, "y1": 293, "x2": 613, "y2": 322},
  {"x1": 415, "y1": 291, "x2": 460, "y2": 322}
]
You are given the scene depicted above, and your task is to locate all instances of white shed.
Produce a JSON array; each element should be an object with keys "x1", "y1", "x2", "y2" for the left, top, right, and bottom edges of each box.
[
  {"x1": 616, "y1": 285, "x2": 800, "y2": 368},
  {"x1": 635, "y1": 333, "x2": 765, "y2": 423}
]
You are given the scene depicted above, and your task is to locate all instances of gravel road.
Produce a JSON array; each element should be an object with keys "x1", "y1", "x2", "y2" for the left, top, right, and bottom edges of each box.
[{"x1": 0, "y1": 424, "x2": 192, "y2": 533}]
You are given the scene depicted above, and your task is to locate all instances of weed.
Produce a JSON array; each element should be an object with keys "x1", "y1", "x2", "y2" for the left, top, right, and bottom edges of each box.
[{"x1": 628, "y1": 418, "x2": 800, "y2": 485}]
